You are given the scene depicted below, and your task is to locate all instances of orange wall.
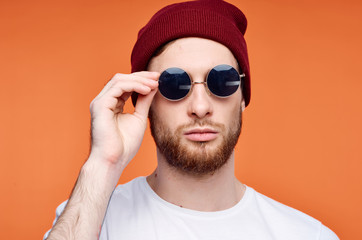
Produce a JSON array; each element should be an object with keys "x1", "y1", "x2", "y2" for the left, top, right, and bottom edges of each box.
[{"x1": 1, "y1": 0, "x2": 361, "y2": 239}]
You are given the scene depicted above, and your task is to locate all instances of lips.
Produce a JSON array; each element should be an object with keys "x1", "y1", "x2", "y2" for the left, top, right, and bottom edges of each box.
[{"x1": 184, "y1": 128, "x2": 219, "y2": 142}]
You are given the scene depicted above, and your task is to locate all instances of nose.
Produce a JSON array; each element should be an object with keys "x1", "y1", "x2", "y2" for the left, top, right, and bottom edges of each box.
[{"x1": 187, "y1": 82, "x2": 213, "y2": 119}]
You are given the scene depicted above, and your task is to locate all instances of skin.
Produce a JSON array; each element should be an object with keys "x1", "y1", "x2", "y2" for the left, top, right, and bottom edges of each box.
[
  {"x1": 47, "y1": 37, "x2": 246, "y2": 240},
  {"x1": 147, "y1": 37, "x2": 246, "y2": 211}
]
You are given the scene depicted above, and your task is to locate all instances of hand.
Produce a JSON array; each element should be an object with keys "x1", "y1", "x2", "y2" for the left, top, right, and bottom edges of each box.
[{"x1": 88, "y1": 71, "x2": 159, "y2": 171}]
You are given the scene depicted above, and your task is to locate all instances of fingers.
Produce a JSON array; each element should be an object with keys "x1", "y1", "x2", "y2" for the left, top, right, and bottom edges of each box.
[
  {"x1": 132, "y1": 71, "x2": 160, "y2": 79},
  {"x1": 90, "y1": 71, "x2": 160, "y2": 114},
  {"x1": 96, "y1": 72, "x2": 159, "y2": 100},
  {"x1": 131, "y1": 72, "x2": 160, "y2": 119},
  {"x1": 134, "y1": 88, "x2": 158, "y2": 119}
]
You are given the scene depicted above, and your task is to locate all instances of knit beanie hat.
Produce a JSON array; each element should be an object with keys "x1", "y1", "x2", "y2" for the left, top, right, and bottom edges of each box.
[{"x1": 131, "y1": 0, "x2": 251, "y2": 107}]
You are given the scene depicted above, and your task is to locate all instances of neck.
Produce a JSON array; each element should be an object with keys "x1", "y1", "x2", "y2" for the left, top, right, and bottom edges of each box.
[{"x1": 146, "y1": 150, "x2": 245, "y2": 212}]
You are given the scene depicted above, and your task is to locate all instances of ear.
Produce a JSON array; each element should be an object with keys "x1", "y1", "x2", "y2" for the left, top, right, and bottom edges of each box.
[{"x1": 241, "y1": 97, "x2": 246, "y2": 112}]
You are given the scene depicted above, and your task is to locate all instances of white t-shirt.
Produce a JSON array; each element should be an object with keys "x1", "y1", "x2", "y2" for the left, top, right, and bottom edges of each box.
[{"x1": 44, "y1": 177, "x2": 339, "y2": 240}]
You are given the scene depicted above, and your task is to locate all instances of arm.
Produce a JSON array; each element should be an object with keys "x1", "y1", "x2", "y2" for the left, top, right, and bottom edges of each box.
[{"x1": 47, "y1": 71, "x2": 159, "y2": 240}]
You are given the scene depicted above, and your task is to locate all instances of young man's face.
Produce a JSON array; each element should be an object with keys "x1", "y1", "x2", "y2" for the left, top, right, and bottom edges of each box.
[{"x1": 147, "y1": 37, "x2": 244, "y2": 176}]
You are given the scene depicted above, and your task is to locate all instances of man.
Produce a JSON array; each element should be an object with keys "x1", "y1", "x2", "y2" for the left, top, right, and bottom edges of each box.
[{"x1": 44, "y1": 0, "x2": 339, "y2": 239}]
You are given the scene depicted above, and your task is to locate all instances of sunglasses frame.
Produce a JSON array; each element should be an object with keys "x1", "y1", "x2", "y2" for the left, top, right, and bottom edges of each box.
[{"x1": 158, "y1": 64, "x2": 245, "y2": 101}]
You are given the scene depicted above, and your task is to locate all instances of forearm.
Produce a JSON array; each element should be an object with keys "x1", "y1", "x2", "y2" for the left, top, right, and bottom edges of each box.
[
  {"x1": 47, "y1": 158, "x2": 123, "y2": 240},
  {"x1": 46, "y1": 71, "x2": 157, "y2": 239}
]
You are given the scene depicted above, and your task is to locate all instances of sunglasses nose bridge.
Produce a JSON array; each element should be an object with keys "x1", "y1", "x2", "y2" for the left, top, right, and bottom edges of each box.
[
  {"x1": 193, "y1": 81, "x2": 206, "y2": 85},
  {"x1": 191, "y1": 81, "x2": 211, "y2": 96}
]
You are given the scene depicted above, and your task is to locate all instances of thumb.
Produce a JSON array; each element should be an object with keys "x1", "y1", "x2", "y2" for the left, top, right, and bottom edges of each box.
[{"x1": 134, "y1": 89, "x2": 158, "y2": 120}]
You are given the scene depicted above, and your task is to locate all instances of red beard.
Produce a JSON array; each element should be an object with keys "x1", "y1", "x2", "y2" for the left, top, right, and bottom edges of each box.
[{"x1": 149, "y1": 108, "x2": 242, "y2": 176}]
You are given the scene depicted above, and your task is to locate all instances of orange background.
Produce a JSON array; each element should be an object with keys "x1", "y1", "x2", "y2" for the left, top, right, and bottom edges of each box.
[{"x1": 1, "y1": 0, "x2": 361, "y2": 239}]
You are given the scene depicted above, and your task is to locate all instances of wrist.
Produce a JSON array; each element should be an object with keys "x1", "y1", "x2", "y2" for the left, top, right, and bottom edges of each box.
[
  {"x1": 81, "y1": 155, "x2": 125, "y2": 193},
  {"x1": 88, "y1": 146, "x2": 127, "y2": 167}
]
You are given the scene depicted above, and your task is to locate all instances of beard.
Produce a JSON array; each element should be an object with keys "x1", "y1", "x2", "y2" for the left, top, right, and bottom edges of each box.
[{"x1": 149, "y1": 107, "x2": 242, "y2": 176}]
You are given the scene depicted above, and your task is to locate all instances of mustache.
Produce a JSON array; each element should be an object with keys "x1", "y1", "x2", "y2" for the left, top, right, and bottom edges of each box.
[{"x1": 177, "y1": 119, "x2": 225, "y2": 131}]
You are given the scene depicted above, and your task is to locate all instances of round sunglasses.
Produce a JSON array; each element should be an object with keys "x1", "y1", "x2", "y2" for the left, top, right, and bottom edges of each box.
[{"x1": 158, "y1": 64, "x2": 245, "y2": 101}]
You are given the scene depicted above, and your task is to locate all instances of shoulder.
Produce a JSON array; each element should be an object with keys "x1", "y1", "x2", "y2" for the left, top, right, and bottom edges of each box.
[
  {"x1": 320, "y1": 225, "x2": 339, "y2": 240},
  {"x1": 113, "y1": 176, "x2": 145, "y2": 195},
  {"x1": 249, "y1": 186, "x2": 319, "y2": 223},
  {"x1": 245, "y1": 186, "x2": 339, "y2": 239},
  {"x1": 101, "y1": 176, "x2": 151, "y2": 233},
  {"x1": 107, "y1": 176, "x2": 148, "y2": 212}
]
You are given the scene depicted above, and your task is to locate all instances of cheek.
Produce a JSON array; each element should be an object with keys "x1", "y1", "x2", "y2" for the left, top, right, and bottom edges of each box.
[
  {"x1": 151, "y1": 97, "x2": 186, "y2": 127},
  {"x1": 214, "y1": 96, "x2": 242, "y2": 119},
  {"x1": 150, "y1": 92, "x2": 169, "y2": 115}
]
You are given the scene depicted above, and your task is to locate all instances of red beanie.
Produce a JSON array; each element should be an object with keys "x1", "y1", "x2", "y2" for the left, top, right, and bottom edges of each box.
[{"x1": 131, "y1": 0, "x2": 251, "y2": 107}]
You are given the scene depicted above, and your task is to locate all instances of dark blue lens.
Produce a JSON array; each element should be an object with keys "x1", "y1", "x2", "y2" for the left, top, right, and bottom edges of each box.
[
  {"x1": 158, "y1": 68, "x2": 191, "y2": 100},
  {"x1": 207, "y1": 65, "x2": 240, "y2": 97}
]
